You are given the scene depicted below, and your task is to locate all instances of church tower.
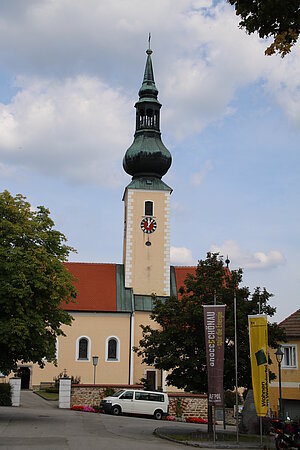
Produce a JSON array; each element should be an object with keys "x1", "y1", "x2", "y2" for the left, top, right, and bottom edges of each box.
[{"x1": 123, "y1": 42, "x2": 172, "y2": 297}]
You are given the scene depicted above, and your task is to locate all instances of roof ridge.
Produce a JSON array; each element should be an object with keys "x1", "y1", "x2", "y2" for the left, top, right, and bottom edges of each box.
[
  {"x1": 279, "y1": 308, "x2": 300, "y2": 325},
  {"x1": 64, "y1": 262, "x2": 117, "y2": 266},
  {"x1": 174, "y1": 265, "x2": 197, "y2": 268}
]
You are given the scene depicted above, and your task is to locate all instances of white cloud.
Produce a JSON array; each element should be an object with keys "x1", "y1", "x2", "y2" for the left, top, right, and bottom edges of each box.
[
  {"x1": 210, "y1": 240, "x2": 286, "y2": 270},
  {"x1": 0, "y1": 0, "x2": 299, "y2": 187},
  {"x1": 170, "y1": 246, "x2": 195, "y2": 265},
  {"x1": 263, "y1": 45, "x2": 300, "y2": 129},
  {"x1": 190, "y1": 160, "x2": 213, "y2": 186},
  {"x1": 0, "y1": 76, "x2": 132, "y2": 186},
  {"x1": 246, "y1": 251, "x2": 286, "y2": 270}
]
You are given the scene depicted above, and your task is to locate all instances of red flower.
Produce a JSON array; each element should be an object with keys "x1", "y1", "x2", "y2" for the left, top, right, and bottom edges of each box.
[
  {"x1": 71, "y1": 405, "x2": 84, "y2": 411},
  {"x1": 186, "y1": 417, "x2": 208, "y2": 424}
]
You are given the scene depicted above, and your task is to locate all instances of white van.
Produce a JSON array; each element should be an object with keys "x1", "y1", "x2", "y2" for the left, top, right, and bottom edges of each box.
[{"x1": 100, "y1": 389, "x2": 169, "y2": 420}]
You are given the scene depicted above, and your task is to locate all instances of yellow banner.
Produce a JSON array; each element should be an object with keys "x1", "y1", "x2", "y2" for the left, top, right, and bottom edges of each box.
[{"x1": 248, "y1": 315, "x2": 269, "y2": 417}]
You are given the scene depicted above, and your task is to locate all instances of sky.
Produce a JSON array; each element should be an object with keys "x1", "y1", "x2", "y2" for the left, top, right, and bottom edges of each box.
[{"x1": 0, "y1": 0, "x2": 299, "y2": 323}]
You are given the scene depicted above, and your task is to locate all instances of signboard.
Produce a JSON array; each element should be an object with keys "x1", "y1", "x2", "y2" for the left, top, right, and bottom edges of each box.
[
  {"x1": 248, "y1": 315, "x2": 269, "y2": 416},
  {"x1": 204, "y1": 305, "x2": 225, "y2": 406}
]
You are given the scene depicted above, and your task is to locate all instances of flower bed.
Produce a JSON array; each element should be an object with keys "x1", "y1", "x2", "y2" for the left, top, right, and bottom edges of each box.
[
  {"x1": 167, "y1": 416, "x2": 214, "y2": 424},
  {"x1": 186, "y1": 417, "x2": 208, "y2": 424},
  {"x1": 71, "y1": 405, "x2": 102, "y2": 413}
]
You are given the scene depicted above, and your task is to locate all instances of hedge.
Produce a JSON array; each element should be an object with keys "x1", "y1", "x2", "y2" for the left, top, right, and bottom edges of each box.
[{"x1": 0, "y1": 383, "x2": 12, "y2": 406}]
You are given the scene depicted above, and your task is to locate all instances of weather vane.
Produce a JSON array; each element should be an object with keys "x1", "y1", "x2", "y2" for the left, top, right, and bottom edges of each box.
[{"x1": 148, "y1": 32, "x2": 151, "y2": 50}]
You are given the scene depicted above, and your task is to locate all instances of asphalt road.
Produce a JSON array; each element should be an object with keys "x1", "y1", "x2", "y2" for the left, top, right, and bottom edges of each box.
[{"x1": 0, "y1": 390, "x2": 209, "y2": 450}]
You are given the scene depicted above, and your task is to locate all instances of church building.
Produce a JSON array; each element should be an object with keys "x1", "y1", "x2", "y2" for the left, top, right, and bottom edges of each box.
[{"x1": 17, "y1": 44, "x2": 196, "y2": 391}]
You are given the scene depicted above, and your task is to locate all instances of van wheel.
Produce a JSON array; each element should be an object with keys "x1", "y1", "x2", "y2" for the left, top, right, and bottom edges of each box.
[
  {"x1": 154, "y1": 409, "x2": 163, "y2": 420},
  {"x1": 111, "y1": 405, "x2": 121, "y2": 416}
]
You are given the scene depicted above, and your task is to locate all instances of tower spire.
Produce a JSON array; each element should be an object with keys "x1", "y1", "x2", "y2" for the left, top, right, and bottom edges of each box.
[{"x1": 123, "y1": 39, "x2": 172, "y2": 180}]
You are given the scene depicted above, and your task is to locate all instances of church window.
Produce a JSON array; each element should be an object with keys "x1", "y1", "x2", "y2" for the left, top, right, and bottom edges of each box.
[
  {"x1": 138, "y1": 109, "x2": 145, "y2": 128},
  {"x1": 145, "y1": 201, "x2": 153, "y2": 216},
  {"x1": 105, "y1": 336, "x2": 120, "y2": 362},
  {"x1": 76, "y1": 336, "x2": 91, "y2": 361},
  {"x1": 146, "y1": 109, "x2": 153, "y2": 127}
]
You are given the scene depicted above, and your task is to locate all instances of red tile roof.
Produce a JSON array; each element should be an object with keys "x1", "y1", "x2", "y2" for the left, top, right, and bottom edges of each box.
[
  {"x1": 174, "y1": 266, "x2": 197, "y2": 298},
  {"x1": 62, "y1": 262, "x2": 117, "y2": 312},
  {"x1": 279, "y1": 309, "x2": 300, "y2": 338},
  {"x1": 61, "y1": 263, "x2": 218, "y2": 311}
]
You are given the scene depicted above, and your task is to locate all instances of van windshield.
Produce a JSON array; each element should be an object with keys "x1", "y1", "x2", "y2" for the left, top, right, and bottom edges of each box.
[{"x1": 112, "y1": 390, "x2": 125, "y2": 397}]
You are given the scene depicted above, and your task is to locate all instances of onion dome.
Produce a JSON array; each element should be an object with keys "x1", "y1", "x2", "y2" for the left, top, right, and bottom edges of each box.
[{"x1": 123, "y1": 41, "x2": 172, "y2": 179}]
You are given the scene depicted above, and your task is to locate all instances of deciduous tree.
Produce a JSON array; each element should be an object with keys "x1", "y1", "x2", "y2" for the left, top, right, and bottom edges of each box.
[
  {"x1": 228, "y1": 0, "x2": 300, "y2": 57},
  {"x1": 136, "y1": 253, "x2": 286, "y2": 393},
  {"x1": 0, "y1": 191, "x2": 76, "y2": 375}
]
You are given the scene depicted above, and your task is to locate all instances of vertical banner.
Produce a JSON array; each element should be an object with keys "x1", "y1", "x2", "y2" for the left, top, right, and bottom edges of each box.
[
  {"x1": 248, "y1": 315, "x2": 269, "y2": 417},
  {"x1": 203, "y1": 305, "x2": 225, "y2": 406}
]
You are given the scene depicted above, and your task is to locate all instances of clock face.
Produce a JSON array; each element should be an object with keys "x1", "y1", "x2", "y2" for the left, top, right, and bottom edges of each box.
[{"x1": 141, "y1": 217, "x2": 157, "y2": 234}]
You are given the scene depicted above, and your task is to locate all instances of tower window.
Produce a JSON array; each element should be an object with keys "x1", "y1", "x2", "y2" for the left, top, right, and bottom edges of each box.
[{"x1": 145, "y1": 201, "x2": 153, "y2": 216}]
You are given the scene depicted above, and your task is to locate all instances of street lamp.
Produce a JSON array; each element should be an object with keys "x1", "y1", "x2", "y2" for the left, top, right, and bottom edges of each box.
[
  {"x1": 275, "y1": 346, "x2": 284, "y2": 419},
  {"x1": 92, "y1": 356, "x2": 99, "y2": 385}
]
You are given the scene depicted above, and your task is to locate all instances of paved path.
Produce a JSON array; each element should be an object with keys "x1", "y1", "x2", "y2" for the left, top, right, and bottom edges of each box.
[
  {"x1": 0, "y1": 391, "x2": 197, "y2": 450},
  {"x1": 0, "y1": 391, "x2": 273, "y2": 450}
]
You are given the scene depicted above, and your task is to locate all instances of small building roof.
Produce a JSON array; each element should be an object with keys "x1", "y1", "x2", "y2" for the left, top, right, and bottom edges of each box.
[{"x1": 279, "y1": 308, "x2": 300, "y2": 338}]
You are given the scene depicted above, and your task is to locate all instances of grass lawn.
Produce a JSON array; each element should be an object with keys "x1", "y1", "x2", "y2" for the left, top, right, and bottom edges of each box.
[{"x1": 34, "y1": 390, "x2": 59, "y2": 401}]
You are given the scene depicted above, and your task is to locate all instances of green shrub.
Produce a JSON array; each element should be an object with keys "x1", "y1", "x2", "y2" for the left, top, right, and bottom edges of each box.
[
  {"x1": 92, "y1": 405, "x2": 103, "y2": 412},
  {"x1": 53, "y1": 373, "x2": 81, "y2": 387},
  {"x1": 104, "y1": 387, "x2": 116, "y2": 397},
  {"x1": 224, "y1": 390, "x2": 243, "y2": 408},
  {"x1": 0, "y1": 383, "x2": 12, "y2": 406},
  {"x1": 176, "y1": 398, "x2": 182, "y2": 417},
  {"x1": 71, "y1": 375, "x2": 80, "y2": 384},
  {"x1": 45, "y1": 387, "x2": 59, "y2": 394}
]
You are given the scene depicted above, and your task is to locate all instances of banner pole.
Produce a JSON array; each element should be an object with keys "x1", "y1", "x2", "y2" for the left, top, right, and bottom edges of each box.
[
  {"x1": 260, "y1": 416, "x2": 262, "y2": 446},
  {"x1": 213, "y1": 403, "x2": 216, "y2": 445},
  {"x1": 234, "y1": 291, "x2": 239, "y2": 444}
]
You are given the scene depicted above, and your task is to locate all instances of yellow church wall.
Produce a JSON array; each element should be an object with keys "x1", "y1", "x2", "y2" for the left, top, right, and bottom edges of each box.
[
  {"x1": 133, "y1": 311, "x2": 185, "y2": 393},
  {"x1": 123, "y1": 188, "x2": 170, "y2": 297},
  {"x1": 133, "y1": 311, "x2": 161, "y2": 387},
  {"x1": 28, "y1": 313, "x2": 131, "y2": 388},
  {"x1": 10, "y1": 310, "x2": 181, "y2": 391}
]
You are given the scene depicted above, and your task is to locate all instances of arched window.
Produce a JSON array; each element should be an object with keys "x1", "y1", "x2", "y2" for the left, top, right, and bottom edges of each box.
[
  {"x1": 105, "y1": 336, "x2": 120, "y2": 362},
  {"x1": 76, "y1": 336, "x2": 91, "y2": 361},
  {"x1": 108, "y1": 338, "x2": 117, "y2": 359},
  {"x1": 145, "y1": 201, "x2": 153, "y2": 216}
]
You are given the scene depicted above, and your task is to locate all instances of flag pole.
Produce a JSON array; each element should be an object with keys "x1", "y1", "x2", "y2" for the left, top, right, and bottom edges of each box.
[
  {"x1": 234, "y1": 290, "x2": 239, "y2": 444},
  {"x1": 258, "y1": 297, "x2": 263, "y2": 445},
  {"x1": 213, "y1": 289, "x2": 216, "y2": 446}
]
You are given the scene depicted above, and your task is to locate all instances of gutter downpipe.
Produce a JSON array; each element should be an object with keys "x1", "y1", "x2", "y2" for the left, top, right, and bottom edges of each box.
[{"x1": 129, "y1": 289, "x2": 135, "y2": 385}]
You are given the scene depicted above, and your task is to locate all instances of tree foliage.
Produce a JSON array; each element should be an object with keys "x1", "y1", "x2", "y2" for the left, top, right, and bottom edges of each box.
[
  {"x1": 228, "y1": 0, "x2": 300, "y2": 57},
  {"x1": 136, "y1": 253, "x2": 286, "y2": 393},
  {"x1": 0, "y1": 191, "x2": 76, "y2": 375}
]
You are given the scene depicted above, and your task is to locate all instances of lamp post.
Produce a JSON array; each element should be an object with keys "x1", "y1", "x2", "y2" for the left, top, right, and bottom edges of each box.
[
  {"x1": 92, "y1": 356, "x2": 99, "y2": 385},
  {"x1": 275, "y1": 346, "x2": 284, "y2": 419}
]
